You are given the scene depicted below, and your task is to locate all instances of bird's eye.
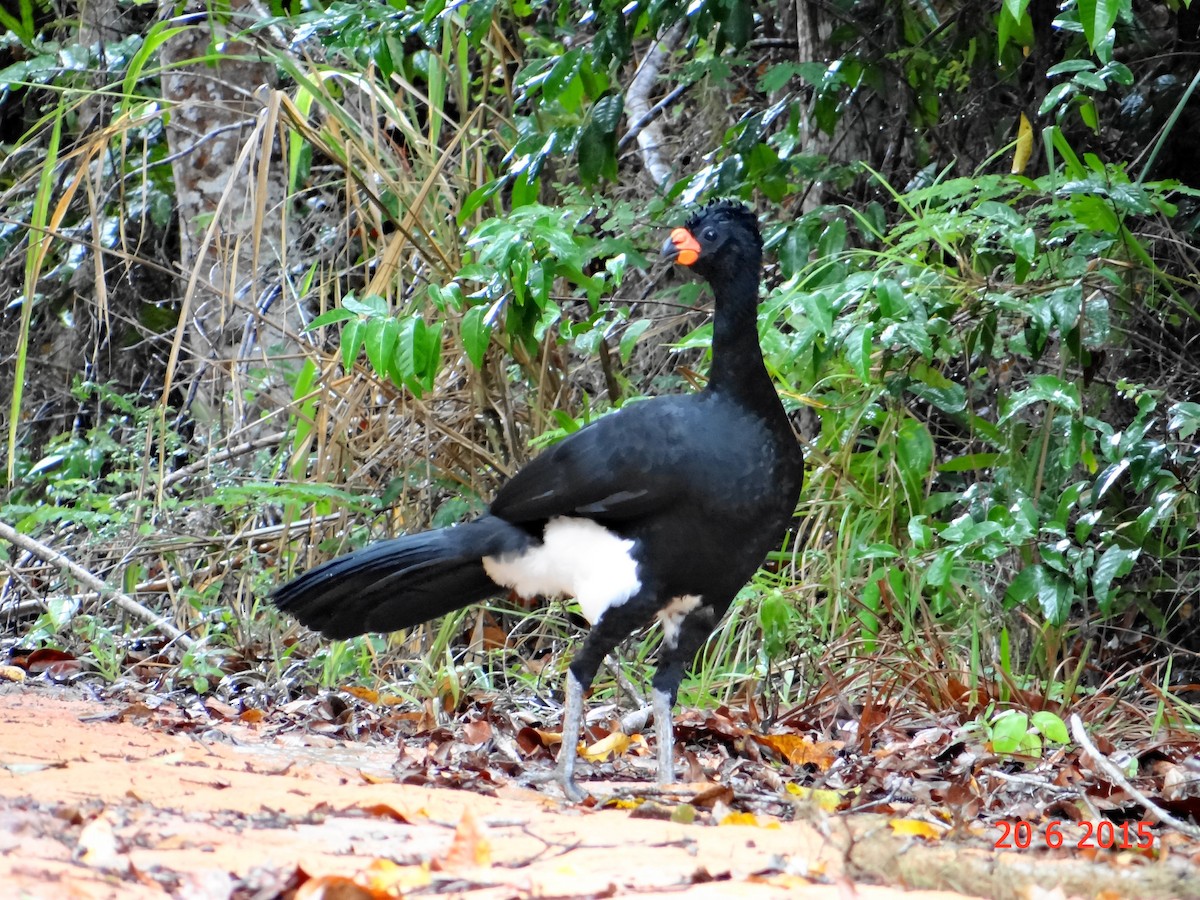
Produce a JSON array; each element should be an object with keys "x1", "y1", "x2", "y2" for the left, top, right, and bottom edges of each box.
[{"x1": 702, "y1": 228, "x2": 718, "y2": 242}]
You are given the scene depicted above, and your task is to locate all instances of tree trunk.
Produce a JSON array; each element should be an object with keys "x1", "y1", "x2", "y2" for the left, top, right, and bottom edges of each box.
[{"x1": 159, "y1": 1, "x2": 295, "y2": 443}]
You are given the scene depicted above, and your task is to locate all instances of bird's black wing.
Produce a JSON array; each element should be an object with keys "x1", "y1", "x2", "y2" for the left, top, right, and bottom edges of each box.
[{"x1": 490, "y1": 395, "x2": 711, "y2": 525}]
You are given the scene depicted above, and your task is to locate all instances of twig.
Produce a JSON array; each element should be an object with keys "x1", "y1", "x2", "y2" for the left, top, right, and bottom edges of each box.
[
  {"x1": 0, "y1": 522, "x2": 194, "y2": 651},
  {"x1": 1069, "y1": 713, "x2": 1200, "y2": 838}
]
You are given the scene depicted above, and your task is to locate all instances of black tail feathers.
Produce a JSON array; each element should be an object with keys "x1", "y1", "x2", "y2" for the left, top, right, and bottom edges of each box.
[{"x1": 271, "y1": 515, "x2": 532, "y2": 640}]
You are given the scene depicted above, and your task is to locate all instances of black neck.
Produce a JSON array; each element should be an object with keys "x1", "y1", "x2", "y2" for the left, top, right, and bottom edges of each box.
[{"x1": 705, "y1": 264, "x2": 783, "y2": 420}]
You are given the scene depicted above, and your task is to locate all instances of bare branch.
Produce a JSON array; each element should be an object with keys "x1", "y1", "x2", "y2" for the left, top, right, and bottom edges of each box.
[
  {"x1": 625, "y1": 20, "x2": 686, "y2": 190},
  {"x1": 1069, "y1": 713, "x2": 1200, "y2": 838},
  {"x1": 0, "y1": 522, "x2": 194, "y2": 652}
]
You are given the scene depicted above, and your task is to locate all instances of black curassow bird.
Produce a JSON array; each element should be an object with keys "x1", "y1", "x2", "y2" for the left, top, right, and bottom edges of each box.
[{"x1": 272, "y1": 201, "x2": 804, "y2": 800}]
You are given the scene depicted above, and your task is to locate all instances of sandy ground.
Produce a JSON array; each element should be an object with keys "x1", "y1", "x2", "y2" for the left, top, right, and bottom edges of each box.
[{"x1": 0, "y1": 682, "x2": 1192, "y2": 899}]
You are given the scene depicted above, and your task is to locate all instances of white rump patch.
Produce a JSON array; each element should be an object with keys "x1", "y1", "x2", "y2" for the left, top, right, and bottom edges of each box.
[
  {"x1": 483, "y1": 516, "x2": 641, "y2": 625},
  {"x1": 657, "y1": 594, "x2": 702, "y2": 649}
]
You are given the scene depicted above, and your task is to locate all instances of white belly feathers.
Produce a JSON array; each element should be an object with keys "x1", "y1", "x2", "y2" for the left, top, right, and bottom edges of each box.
[{"x1": 482, "y1": 516, "x2": 642, "y2": 625}]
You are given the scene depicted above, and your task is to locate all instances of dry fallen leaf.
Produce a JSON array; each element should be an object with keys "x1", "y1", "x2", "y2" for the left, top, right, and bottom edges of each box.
[
  {"x1": 462, "y1": 719, "x2": 493, "y2": 745},
  {"x1": 351, "y1": 802, "x2": 420, "y2": 824},
  {"x1": 533, "y1": 728, "x2": 565, "y2": 749},
  {"x1": 581, "y1": 731, "x2": 631, "y2": 762},
  {"x1": 438, "y1": 807, "x2": 491, "y2": 869},
  {"x1": 358, "y1": 858, "x2": 432, "y2": 895},
  {"x1": 786, "y1": 783, "x2": 853, "y2": 812},
  {"x1": 752, "y1": 734, "x2": 842, "y2": 771},
  {"x1": 719, "y1": 811, "x2": 760, "y2": 826},
  {"x1": 295, "y1": 874, "x2": 375, "y2": 899},
  {"x1": 76, "y1": 813, "x2": 128, "y2": 873},
  {"x1": 888, "y1": 818, "x2": 945, "y2": 841},
  {"x1": 718, "y1": 810, "x2": 780, "y2": 828}
]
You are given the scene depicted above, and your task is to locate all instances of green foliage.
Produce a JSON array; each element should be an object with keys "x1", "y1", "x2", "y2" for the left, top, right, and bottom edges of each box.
[
  {"x1": 982, "y1": 708, "x2": 1070, "y2": 757},
  {"x1": 7, "y1": 0, "x2": 1200, "y2": 725},
  {"x1": 311, "y1": 202, "x2": 649, "y2": 398},
  {"x1": 769, "y1": 158, "x2": 1200, "y2": 673}
]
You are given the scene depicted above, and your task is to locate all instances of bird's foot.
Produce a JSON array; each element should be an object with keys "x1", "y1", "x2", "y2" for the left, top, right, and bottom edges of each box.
[
  {"x1": 521, "y1": 763, "x2": 590, "y2": 802},
  {"x1": 559, "y1": 772, "x2": 589, "y2": 803}
]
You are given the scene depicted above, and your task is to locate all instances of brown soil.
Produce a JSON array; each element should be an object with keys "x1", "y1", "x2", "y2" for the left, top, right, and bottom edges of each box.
[{"x1": 0, "y1": 682, "x2": 1194, "y2": 899}]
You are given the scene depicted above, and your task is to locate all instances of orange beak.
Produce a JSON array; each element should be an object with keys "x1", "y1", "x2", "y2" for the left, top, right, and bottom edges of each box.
[{"x1": 663, "y1": 227, "x2": 701, "y2": 266}]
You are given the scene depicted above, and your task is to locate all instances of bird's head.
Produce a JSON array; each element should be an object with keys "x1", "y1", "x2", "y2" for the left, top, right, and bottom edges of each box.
[{"x1": 661, "y1": 200, "x2": 763, "y2": 281}]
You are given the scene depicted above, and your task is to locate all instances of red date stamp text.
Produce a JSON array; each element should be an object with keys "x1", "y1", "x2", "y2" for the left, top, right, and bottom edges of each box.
[{"x1": 994, "y1": 819, "x2": 1154, "y2": 850}]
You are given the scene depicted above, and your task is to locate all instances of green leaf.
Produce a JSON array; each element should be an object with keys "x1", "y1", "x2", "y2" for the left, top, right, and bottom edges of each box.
[
  {"x1": 1047, "y1": 60, "x2": 1097, "y2": 76},
  {"x1": 1097, "y1": 60, "x2": 1134, "y2": 86},
  {"x1": 925, "y1": 549, "x2": 955, "y2": 588},
  {"x1": 777, "y1": 226, "x2": 811, "y2": 277},
  {"x1": 895, "y1": 418, "x2": 934, "y2": 482},
  {"x1": 618, "y1": 318, "x2": 652, "y2": 365},
  {"x1": 907, "y1": 365, "x2": 966, "y2": 413},
  {"x1": 1036, "y1": 568, "x2": 1073, "y2": 625},
  {"x1": 305, "y1": 307, "x2": 357, "y2": 330},
  {"x1": 1092, "y1": 544, "x2": 1137, "y2": 610},
  {"x1": 1031, "y1": 711, "x2": 1070, "y2": 744},
  {"x1": 874, "y1": 279, "x2": 907, "y2": 318},
  {"x1": 1039, "y1": 82, "x2": 1074, "y2": 117},
  {"x1": 817, "y1": 218, "x2": 846, "y2": 258},
  {"x1": 363, "y1": 315, "x2": 399, "y2": 378},
  {"x1": 887, "y1": 321, "x2": 932, "y2": 359},
  {"x1": 1168, "y1": 401, "x2": 1200, "y2": 439},
  {"x1": 578, "y1": 121, "x2": 615, "y2": 184},
  {"x1": 122, "y1": 23, "x2": 188, "y2": 108},
  {"x1": 990, "y1": 711, "x2": 1030, "y2": 755},
  {"x1": 1078, "y1": 97, "x2": 1098, "y2": 132},
  {"x1": 1077, "y1": 0, "x2": 1118, "y2": 54},
  {"x1": 1004, "y1": 565, "x2": 1040, "y2": 607},
  {"x1": 460, "y1": 305, "x2": 492, "y2": 369},
  {"x1": 1000, "y1": 375, "x2": 1080, "y2": 423},
  {"x1": 465, "y1": 0, "x2": 497, "y2": 45},
  {"x1": 998, "y1": 1, "x2": 1034, "y2": 52},
  {"x1": 341, "y1": 318, "x2": 363, "y2": 372},
  {"x1": 392, "y1": 317, "x2": 443, "y2": 394},
  {"x1": 798, "y1": 291, "x2": 834, "y2": 337},
  {"x1": 1073, "y1": 70, "x2": 1108, "y2": 93},
  {"x1": 1002, "y1": 0, "x2": 1031, "y2": 20},
  {"x1": 758, "y1": 62, "x2": 828, "y2": 93},
  {"x1": 717, "y1": 0, "x2": 753, "y2": 48},
  {"x1": 844, "y1": 322, "x2": 874, "y2": 383},
  {"x1": 907, "y1": 515, "x2": 933, "y2": 550},
  {"x1": 936, "y1": 452, "x2": 999, "y2": 473},
  {"x1": 543, "y1": 48, "x2": 581, "y2": 99},
  {"x1": 590, "y1": 92, "x2": 624, "y2": 133}
]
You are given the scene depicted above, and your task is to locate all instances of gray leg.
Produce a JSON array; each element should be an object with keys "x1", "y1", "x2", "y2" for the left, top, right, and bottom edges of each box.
[
  {"x1": 651, "y1": 600, "x2": 722, "y2": 787},
  {"x1": 653, "y1": 686, "x2": 676, "y2": 785},
  {"x1": 555, "y1": 669, "x2": 587, "y2": 802}
]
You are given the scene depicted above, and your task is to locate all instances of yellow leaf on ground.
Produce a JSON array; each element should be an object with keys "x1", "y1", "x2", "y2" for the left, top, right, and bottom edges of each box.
[
  {"x1": 719, "y1": 811, "x2": 780, "y2": 828},
  {"x1": 295, "y1": 875, "x2": 373, "y2": 899},
  {"x1": 358, "y1": 858, "x2": 432, "y2": 894},
  {"x1": 889, "y1": 818, "x2": 945, "y2": 841},
  {"x1": 786, "y1": 783, "x2": 854, "y2": 812},
  {"x1": 343, "y1": 686, "x2": 380, "y2": 704},
  {"x1": 752, "y1": 734, "x2": 841, "y2": 770},
  {"x1": 581, "y1": 731, "x2": 630, "y2": 762}
]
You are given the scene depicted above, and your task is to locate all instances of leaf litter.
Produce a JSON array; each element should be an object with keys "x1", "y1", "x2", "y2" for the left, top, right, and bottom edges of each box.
[{"x1": 1, "y1": 671, "x2": 1199, "y2": 898}]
